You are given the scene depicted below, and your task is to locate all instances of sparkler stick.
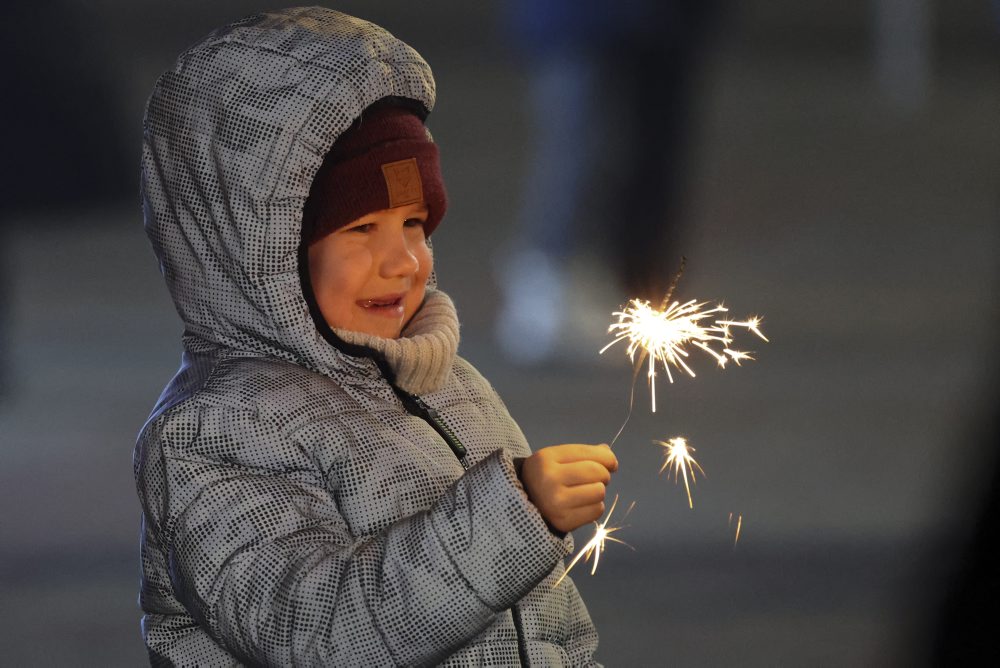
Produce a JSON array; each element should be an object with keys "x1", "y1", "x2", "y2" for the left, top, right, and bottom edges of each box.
[
  {"x1": 608, "y1": 258, "x2": 688, "y2": 447},
  {"x1": 570, "y1": 262, "x2": 686, "y2": 583},
  {"x1": 554, "y1": 494, "x2": 635, "y2": 587},
  {"x1": 654, "y1": 437, "x2": 706, "y2": 509}
]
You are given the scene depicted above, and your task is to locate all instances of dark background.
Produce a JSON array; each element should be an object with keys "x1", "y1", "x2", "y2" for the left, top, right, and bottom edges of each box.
[{"x1": 1, "y1": 1, "x2": 997, "y2": 665}]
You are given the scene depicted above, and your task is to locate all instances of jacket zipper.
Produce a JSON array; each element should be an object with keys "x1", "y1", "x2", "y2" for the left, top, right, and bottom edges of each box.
[
  {"x1": 394, "y1": 390, "x2": 469, "y2": 469},
  {"x1": 394, "y1": 388, "x2": 529, "y2": 666},
  {"x1": 511, "y1": 605, "x2": 531, "y2": 667}
]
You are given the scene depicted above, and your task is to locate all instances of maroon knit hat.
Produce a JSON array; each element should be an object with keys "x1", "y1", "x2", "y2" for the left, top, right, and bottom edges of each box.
[{"x1": 302, "y1": 104, "x2": 447, "y2": 244}]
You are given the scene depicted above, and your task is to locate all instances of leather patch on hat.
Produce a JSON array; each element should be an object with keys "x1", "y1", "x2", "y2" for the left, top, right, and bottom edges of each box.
[{"x1": 381, "y1": 158, "x2": 424, "y2": 207}]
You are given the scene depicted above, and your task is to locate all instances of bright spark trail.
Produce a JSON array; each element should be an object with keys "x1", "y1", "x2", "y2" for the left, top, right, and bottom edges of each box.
[
  {"x1": 554, "y1": 495, "x2": 634, "y2": 587},
  {"x1": 655, "y1": 437, "x2": 706, "y2": 509},
  {"x1": 729, "y1": 512, "x2": 743, "y2": 546}
]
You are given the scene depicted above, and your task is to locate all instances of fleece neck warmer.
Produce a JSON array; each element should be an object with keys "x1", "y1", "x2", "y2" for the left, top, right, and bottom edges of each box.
[{"x1": 335, "y1": 288, "x2": 459, "y2": 395}]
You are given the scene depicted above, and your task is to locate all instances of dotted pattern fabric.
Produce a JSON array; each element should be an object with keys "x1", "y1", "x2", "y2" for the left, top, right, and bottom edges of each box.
[{"x1": 134, "y1": 7, "x2": 600, "y2": 666}]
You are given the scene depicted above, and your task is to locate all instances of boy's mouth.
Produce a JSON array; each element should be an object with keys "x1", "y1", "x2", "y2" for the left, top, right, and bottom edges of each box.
[{"x1": 357, "y1": 293, "x2": 406, "y2": 317}]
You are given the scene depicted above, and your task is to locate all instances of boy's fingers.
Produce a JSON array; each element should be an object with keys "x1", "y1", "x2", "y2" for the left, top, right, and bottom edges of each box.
[
  {"x1": 560, "y1": 461, "x2": 612, "y2": 486},
  {"x1": 565, "y1": 482, "x2": 607, "y2": 506},
  {"x1": 552, "y1": 444, "x2": 619, "y2": 471},
  {"x1": 564, "y1": 502, "x2": 607, "y2": 530}
]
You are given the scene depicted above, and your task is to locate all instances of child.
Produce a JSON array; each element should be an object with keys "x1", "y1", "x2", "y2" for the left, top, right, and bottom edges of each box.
[{"x1": 135, "y1": 8, "x2": 617, "y2": 666}]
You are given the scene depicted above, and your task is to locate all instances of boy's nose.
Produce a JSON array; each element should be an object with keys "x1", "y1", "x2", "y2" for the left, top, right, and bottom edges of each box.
[{"x1": 379, "y1": 233, "x2": 420, "y2": 278}]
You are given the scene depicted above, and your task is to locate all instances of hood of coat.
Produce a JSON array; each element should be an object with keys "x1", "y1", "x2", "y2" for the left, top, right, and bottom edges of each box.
[{"x1": 141, "y1": 7, "x2": 437, "y2": 381}]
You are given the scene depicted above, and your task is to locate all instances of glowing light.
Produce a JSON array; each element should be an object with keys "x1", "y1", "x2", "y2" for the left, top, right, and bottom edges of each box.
[
  {"x1": 554, "y1": 495, "x2": 634, "y2": 587},
  {"x1": 655, "y1": 437, "x2": 706, "y2": 509},
  {"x1": 600, "y1": 299, "x2": 768, "y2": 412},
  {"x1": 729, "y1": 512, "x2": 743, "y2": 546}
]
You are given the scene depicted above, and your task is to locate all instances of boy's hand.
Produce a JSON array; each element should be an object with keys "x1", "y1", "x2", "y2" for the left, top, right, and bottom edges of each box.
[{"x1": 520, "y1": 444, "x2": 619, "y2": 534}]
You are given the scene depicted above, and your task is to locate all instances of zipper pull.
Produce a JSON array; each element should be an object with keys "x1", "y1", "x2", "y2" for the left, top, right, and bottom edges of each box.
[{"x1": 403, "y1": 393, "x2": 468, "y2": 463}]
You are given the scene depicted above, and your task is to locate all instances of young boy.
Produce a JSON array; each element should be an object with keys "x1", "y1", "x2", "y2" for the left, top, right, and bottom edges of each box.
[{"x1": 135, "y1": 8, "x2": 617, "y2": 666}]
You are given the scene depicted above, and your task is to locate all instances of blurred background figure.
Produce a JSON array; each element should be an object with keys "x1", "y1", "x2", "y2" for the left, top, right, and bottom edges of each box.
[{"x1": 495, "y1": 0, "x2": 721, "y2": 364}]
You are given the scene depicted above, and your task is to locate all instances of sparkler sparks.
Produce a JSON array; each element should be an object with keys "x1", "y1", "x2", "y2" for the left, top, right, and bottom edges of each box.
[
  {"x1": 554, "y1": 495, "x2": 634, "y2": 587},
  {"x1": 600, "y1": 299, "x2": 768, "y2": 412},
  {"x1": 585, "y1": 262, "x2": 766, "y2": 577},
  {"x1": 729, "y1": 512, "x2": 743, "y2": 546},
  {"x1": 655, "y1": 437, "x2": 706, "y2": 509}
]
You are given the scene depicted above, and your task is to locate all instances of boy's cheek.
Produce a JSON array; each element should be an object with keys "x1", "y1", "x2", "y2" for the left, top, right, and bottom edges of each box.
[
  {"x1": 406, "y1": 285, "x2": 428, "y2": 320},
  {"x1": 318, "y1": 295, "x2": 353, "y2": 331},
  {"x1": 416, "y1": 245, "x2": 433, "y2": 280}
]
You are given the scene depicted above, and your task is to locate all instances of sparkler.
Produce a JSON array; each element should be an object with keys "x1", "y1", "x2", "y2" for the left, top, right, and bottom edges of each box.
[
  {"x1": 561, "y1": 260, "x2": 766, "y2": 581},
  {"x1": 554, "y1": 494, "x2": 634, "y2": 587},
  {"x1": 655, "y1": 437, "x2": 706, "y2": 509}
]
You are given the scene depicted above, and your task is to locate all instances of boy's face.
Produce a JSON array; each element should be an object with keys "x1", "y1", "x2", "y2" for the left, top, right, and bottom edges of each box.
[{"x1": 308, "y1": 202, "x2": 433, "y2": 339}]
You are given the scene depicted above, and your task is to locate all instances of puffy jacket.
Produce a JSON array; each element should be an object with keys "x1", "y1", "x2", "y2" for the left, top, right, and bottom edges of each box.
[{"x1": 134, "y1": 7, "x2": 600, "y2": 667}]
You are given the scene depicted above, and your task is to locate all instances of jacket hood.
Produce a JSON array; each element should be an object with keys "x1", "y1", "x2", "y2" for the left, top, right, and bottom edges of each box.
[{"x1": 141, "y1": 7, "x2": 437, "y2": 380}]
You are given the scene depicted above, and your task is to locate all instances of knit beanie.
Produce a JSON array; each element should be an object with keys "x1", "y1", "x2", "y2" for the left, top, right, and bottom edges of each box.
[{"x1": 302, "y1": 103, "x2": 447, "y2": 244}]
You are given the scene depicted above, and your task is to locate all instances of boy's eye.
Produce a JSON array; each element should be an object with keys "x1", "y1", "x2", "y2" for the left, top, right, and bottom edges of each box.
[
  {"x1": 403, "y1": 218, "x2": 426, "y2": 228},
  {"x1": 348, "y1": 222, "x2": 374, "y2": 233}
]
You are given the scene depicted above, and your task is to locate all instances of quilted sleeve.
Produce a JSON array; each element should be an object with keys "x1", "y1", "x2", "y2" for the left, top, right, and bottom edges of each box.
[
  {"x1": 151, "y1": 403, "x2": 569, "y2": 667},
  {"x1": 558, "y1": 576, "x2": 602, "y2": 667}
]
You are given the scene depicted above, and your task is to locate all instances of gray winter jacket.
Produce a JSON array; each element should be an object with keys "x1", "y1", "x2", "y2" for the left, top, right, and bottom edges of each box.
[{"x1": 134, "y1": 7, "x2": 600, "y2": 667}]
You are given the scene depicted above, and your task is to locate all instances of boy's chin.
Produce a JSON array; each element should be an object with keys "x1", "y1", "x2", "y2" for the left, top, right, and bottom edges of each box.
[{"x1": 349, "y1": 313, "x2": 405, "y2": 339}]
